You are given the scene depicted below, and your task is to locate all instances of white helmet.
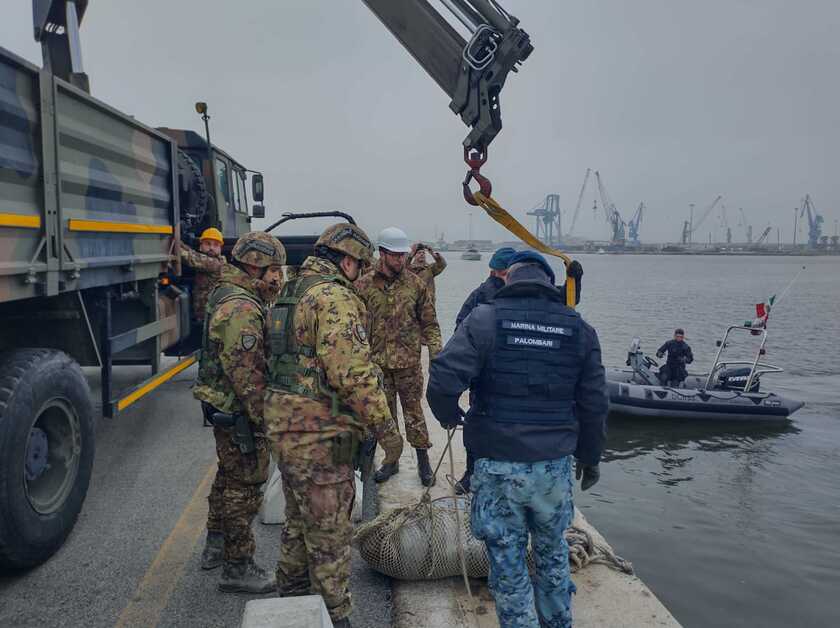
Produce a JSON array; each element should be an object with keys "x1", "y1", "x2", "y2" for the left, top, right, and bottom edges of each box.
[{"x1": 377, "y1": 227, "x2": 411, "y2": 253}]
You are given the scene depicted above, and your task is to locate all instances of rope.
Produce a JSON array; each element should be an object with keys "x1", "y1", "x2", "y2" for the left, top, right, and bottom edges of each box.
[{"x1": 472, "y1": 191, "x2": 577, "y2": 308}]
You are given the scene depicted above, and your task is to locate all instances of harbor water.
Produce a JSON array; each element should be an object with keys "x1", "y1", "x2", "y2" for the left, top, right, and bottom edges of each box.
[{"x1": 433, "y1": 253, "x2": 840, "y2": 628}]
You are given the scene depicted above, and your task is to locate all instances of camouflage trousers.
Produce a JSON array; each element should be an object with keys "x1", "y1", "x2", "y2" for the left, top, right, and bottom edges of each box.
[
  {"x1": 207, "y1": 426, "x2": 270, "y2": 562},
  {"x1": 275, "y1": 462, "x2": 355, "y2": 622},
  {"x1": 471, "y1": 456, "x2": 576, "y2": 628},
  {"x1": 382, "y1": 366, "x2": 431, "y2": 449}
]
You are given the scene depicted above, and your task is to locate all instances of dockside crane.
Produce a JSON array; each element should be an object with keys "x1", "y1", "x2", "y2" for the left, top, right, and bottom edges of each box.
[
  {"x1": 681, "y1": 195, "x2": 722, "y2": 244},
  {"x1": 737, "y1": 207, "x2": 753, "y2": 244},
  {"x1": 627, "y1": 202, "x2": 644, "y2": 245},
  {"x1": 799, "y1": 194, "x2": 824, "y2": 249},
  {"x1": 526, "y1": 193, "x2": 561, "y2": 246},
  {"x1": 718, "y1": 203, "x2": 732, "y2": 244},
  {"x1": 567, "y1": 168, "x2": 591, "y2": 237},
  {"x1": 594, "y1": 171, "x2": 626, "y2": 245},
  {"x1": 754, "y1": 226, "x2": 772, "y2": 245}
]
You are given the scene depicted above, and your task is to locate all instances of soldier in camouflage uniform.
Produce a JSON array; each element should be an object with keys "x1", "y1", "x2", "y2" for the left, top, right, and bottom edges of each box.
[
  {"x1": 355, "y1": 227, "x2": 442, "y2": 487},
  {"x1": 179, "y1": 227, "x2": 229, "y2": 566},
  {"x1": 427, "y1": 253, "x2": 607, "y2": 628},
  {"x1": 407, "y1": 242, "x2": 447, "y2": 303},
  {"x1": 263, "y1": 223, "x2": 403, "y2": 628},
  {"x1": 179, "y1": 227, "x2": 226, "y2": 321},
  {"x1": 193, "y1": 231, "x2": 286, "y2": 594}
]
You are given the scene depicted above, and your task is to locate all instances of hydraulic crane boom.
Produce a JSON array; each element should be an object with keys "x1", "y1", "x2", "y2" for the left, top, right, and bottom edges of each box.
[{"x1": 361, "y1": 0, "x2": 533, "y2": 153}]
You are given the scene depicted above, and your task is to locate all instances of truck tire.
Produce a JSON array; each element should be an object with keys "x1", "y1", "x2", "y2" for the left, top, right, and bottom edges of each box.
[
  {"x1": 0, "y1": 349, "x2": 95, "y2": 570},
  {"x1": 177, "y1": 150, "x2": 208, "y2": 237}
]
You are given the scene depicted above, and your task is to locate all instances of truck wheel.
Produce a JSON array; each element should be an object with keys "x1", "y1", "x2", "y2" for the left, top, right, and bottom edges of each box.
[{"x1": 0, "y1": 349, "x2": 95, "y2": 570}]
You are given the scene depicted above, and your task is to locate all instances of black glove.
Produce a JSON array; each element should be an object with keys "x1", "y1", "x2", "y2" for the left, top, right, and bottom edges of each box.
[
  {"x1": 575, "y1": 461, "x2": 600, "y2": 491},
  {"x1": 567, "y1": 260, "x2": 583, "y2": 281},
  {"x1": 426, "y1": 389, "x2": 463, "y2": 429},
  {"x1": 656, "y1": 351, "x2": 664, "y2": 359}
]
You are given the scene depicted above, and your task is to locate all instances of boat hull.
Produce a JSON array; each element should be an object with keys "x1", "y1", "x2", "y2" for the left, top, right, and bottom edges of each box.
[{"x1": 606, "y1": 368, "x2": 803, "y2": 422}]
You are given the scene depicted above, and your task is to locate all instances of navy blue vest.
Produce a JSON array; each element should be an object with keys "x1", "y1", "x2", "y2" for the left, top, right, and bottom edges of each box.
[{"x1": 467, "y1": 280, "x2": 584, "y2": 461}]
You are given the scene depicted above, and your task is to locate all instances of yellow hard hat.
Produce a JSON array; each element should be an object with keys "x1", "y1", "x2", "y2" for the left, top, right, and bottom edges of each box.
[{"x1": 199, "y1": 227, "x2": 224, "y2": 244}]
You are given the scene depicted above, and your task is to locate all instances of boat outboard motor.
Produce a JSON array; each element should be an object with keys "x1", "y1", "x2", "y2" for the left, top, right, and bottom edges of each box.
[
  {"x1": 716, "y1": 367, "x2": 761, "y2": 393},
  {"x1": 625, "y1": 338, "x2": 660, "y2": 386}
]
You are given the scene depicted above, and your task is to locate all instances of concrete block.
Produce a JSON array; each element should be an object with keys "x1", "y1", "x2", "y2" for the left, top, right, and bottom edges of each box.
[{"x1": 240, "y1": 595, "x2": 333, "y2": 628}]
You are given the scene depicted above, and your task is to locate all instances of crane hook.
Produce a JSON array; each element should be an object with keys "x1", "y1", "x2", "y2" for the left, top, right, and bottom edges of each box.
[{"x1": 462, "y1": 146, "x2": 492, "y2": 205}]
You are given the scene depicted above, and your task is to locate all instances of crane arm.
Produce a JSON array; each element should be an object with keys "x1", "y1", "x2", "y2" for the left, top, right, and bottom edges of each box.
[
  {"x1": 361, "y1": 0, "x2": 533, "y2": 152},
  {"x1": 755, "y1": 226, "x2": 772, "y2": 244},
  {"x1": 692, "y1": 195, "x2": 722, "y2": 233},
  {"x1": 568, "y1": 168, "x2": 591, "y2": 236}
]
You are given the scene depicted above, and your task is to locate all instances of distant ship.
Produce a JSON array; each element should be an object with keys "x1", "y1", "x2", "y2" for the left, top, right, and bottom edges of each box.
[
  {"x1": 461, "y1": 247, "x2": 481, "y2": 261},
  {"x1": 462, "y1": 213, "x2": 482, "y2": 260}
]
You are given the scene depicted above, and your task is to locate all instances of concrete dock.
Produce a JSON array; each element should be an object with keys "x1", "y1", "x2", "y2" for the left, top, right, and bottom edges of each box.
[{"x1": 376, "y1": 369, "x2": 681, "y2": 628}]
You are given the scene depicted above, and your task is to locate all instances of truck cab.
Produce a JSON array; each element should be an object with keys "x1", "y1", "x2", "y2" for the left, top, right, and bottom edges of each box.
[{"x1": 157, "y1": 128, "x2": 264, "y2": 241}]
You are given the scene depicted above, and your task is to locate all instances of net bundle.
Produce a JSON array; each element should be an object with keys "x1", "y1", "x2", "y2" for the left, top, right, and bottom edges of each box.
[{"x1": 354, "y1": 494, "x2": 633, "y2": 581}]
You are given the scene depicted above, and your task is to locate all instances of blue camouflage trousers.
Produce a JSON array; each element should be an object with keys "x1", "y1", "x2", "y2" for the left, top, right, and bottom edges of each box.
[{"x1": 471, "y1": 456, "x2": 576, "y2": 628}]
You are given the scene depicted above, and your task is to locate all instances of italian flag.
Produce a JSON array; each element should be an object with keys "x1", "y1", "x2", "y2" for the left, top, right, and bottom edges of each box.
[{"x1": 745, "y1": 295, "x2": 776, "y2": 330}]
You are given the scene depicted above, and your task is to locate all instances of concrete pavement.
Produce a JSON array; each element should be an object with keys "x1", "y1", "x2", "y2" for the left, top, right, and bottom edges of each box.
[
  {"x1": 0, "y1": 362, "x2": 391, "y2": 628},
  {"x1": 374, "y1": 356, "x2": 681, "y2": 628}
]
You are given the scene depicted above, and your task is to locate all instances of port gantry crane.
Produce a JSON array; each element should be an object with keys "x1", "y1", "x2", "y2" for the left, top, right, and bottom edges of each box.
[
  {"x1": 681, "y1": 194, "x2": 722, "y2": 245},
  {"x1": 526, "y1": 193, "x2": 562, "y2": 246},
  {"x1": 594, "y1": 171, "x2": 626, "y2": 246},
  {"x1": 627, "y1": 202, "x2": 644, "y2": 246},
  {"x1": 798, "y1": 194, "x2": 824, "y2": 249}
]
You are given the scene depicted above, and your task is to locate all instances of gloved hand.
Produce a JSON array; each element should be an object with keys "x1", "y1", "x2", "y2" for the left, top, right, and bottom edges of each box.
[
  {"x1": 656, "y1": 351, "x2": 664, "y2": 359},
  {"x1": 566, "y1": 260, "x2": 584, "y2": 281},
  {"x1": 426, "y1": 389, "x2": 463, "y2": 429},
  {"x1": 575, "y1": 461, "x2": 600, "y2": 491}
]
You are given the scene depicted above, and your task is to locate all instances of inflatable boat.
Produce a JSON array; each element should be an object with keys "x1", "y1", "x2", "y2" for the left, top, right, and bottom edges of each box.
[{"x1": 607, "y1": 326, "x2": 804, "y2": 422}]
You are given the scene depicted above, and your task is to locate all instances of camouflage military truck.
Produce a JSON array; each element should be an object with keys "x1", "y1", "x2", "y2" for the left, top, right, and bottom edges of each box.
[{"x1": 0, "y1": 2, "x2": 265, "y2": 569}]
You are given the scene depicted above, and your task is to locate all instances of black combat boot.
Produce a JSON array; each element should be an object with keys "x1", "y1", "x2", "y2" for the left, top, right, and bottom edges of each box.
[
  {"x1": 416, "y1": 449, "x2": 435, "y2": 487},
  {"x1": 374, "y1": 461, "x2": 399, "y2": 483},
  {"x1": 218, "y1": 559, "x2": 275, "y2": 594},
  {"x1": 200, "y1": 531, "x2": 224, "y2": 570},
  {"x1": 333, "y1": 619, "x2": 353, "y2": 628}
]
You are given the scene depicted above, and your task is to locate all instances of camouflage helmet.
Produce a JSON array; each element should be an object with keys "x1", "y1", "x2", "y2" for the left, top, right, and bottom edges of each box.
[
  {"x1": 315, "y1": 223, "x2": 373, "y2": 263},
  {"x1": 231, "y1": 231, "x2": 286, "y2": 268}
]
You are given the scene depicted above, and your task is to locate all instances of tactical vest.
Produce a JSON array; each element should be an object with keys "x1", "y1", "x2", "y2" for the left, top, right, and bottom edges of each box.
[
  {"x1": 266, "y1": 274, "x2": 348, "y2": 417},
  {"x1": 194, "y1": 283, "x2": 263, "y2": 413},
  {"x1": 474, "y1": 283, "x2": 583, "y2": 426}
]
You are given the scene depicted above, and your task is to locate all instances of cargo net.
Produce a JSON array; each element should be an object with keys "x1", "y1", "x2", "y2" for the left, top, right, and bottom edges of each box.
[{"x1": 354, "y1": 493, "x2": 634, "y2": 581}]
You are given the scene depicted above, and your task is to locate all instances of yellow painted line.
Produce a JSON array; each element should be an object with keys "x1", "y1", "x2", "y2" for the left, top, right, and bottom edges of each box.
[
  {"x1": 0, "y1": 213, "x2": 41, "y2": 229},
  {"x1": 68, "y1": 218, "x2": 174, "y2": 235},
  {"x1": 114, "y1": 462, "x2": 216, "y2": 628},
  {"x1": 117, "y1": 355, "x2": 197, "y2": 412}
]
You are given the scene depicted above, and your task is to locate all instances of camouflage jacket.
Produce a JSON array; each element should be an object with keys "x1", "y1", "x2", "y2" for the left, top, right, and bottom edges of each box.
[
  {"x1": 179, "y1": 243, "x2": 226, "y2": 320},
  {"x1": 193, "y1": 264, "x2": 267, "y2": 426},
  {"x1": 355, "y1": 258, "x2": 443, "y2": 369},
  {"x1": 264, "y1": 257, "x2": 402, "y2": 472},
  {"x1": 409, "y1": 250, "x2": 447, "y2": 301}
]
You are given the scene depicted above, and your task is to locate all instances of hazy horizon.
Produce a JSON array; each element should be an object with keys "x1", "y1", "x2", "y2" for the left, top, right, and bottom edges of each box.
[{"x1": 2, "y1": 0, "x2": 837, "y2": 244}]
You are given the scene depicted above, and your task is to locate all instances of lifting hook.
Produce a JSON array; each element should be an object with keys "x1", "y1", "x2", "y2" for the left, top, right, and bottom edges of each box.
[{"x1": 462, "y1": 146, "x2": 492, "y2": 205}]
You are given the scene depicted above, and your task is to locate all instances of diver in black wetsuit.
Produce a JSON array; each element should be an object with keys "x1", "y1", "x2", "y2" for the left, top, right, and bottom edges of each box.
[{"x1": 656, "y1": 328, "x2": 694, "y2": 387}]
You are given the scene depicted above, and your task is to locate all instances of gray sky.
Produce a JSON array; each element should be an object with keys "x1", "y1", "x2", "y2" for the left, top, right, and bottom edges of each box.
[{"x1": 3, "y1": 1, "x2": 838, "y2": 243}]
